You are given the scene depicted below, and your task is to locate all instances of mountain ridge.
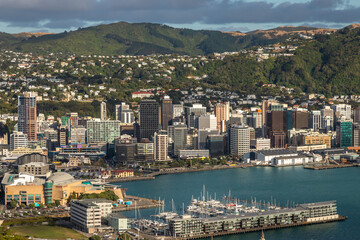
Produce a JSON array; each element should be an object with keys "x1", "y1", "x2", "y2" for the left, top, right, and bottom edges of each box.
[{"x1": 0, "y1": 22, "x2": 358, "y2": 55}]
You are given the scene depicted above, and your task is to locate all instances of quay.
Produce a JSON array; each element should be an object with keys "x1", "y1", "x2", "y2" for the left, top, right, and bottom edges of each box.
[
  {"x1": 179, "y1": 216, "x2": 347, "y2": 239},
  {"x1": 112, "y1": 195, "x2": 163, "y2": 212},
  {"x1": 304, "y1": 164, "x2": 355, "y2": 170},
  {"x1": 167, "y1": 201, "x2": 345, "y2": 239}
]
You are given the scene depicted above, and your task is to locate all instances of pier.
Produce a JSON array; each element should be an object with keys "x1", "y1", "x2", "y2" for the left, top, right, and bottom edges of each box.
[{"x1": 179, "y1": 216, "x2": 347, "y2": 240}]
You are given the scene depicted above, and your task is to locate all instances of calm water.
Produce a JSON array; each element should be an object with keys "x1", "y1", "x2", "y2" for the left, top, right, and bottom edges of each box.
[{"x1": 117, "y1": 166, "x2": 360, "y2": 240}]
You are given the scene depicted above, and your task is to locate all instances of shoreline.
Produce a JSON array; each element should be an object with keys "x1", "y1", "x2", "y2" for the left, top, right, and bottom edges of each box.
[
  {"x1": 105, "y1": 162, "x2": 360, "y2": 184},
  {"x1": 105, "y1": 164, "x2": 251, "y2": 183}
]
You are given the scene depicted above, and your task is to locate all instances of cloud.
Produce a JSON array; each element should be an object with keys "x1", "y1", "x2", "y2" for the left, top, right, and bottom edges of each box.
[{"x1": 0, "y1": 0, "x2": 359, "y2": 31}]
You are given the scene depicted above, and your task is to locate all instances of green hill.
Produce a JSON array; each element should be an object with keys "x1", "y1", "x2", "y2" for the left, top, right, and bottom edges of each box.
[
  {"x1": 0, "y1": 22, "x2": 329, "y2": 56},
  {"x1": 200, "y1": 26, "x2": 360, "y2": 96}
]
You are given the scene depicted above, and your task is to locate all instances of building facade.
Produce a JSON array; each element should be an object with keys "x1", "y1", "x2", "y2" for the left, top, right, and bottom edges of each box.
[{"x1": 18, "y1": 92, "x2": 37, "y2": 141}]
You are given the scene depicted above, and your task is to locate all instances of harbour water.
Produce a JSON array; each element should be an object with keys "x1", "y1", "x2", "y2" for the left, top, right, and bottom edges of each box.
[{"x1": 117, "y1": 166, "x2": 360, "y2": 240}]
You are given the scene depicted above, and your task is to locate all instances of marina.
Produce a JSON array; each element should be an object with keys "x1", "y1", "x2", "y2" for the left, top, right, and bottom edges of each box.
[
  {"x1": 127, "y1": 186, "x2": 346, "y2": 239},
  {"x1": 120, "y1": 166, "x2": 357, "y2": 240}
]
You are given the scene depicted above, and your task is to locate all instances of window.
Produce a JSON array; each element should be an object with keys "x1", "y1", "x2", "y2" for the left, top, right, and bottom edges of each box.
[{"x1": 35, "y1": 194, "x2": 41, "y2": 202}]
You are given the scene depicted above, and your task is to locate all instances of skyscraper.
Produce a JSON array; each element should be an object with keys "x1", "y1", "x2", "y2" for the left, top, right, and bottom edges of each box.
[
  {"x1": 154, "y1": 130, "x2": 168, "y2": 161},
  {"x1": 184, "y1": 104, "x2": 206, "y2": 128},
  {"x1": 336, "y1": 119, "x2": 353, "y2": 147},
  {"x1": 18, "y1": 92, "x2": 37, "y2": 141},
  {"x1": 100, "y1": 101, "x2": 107, "y2": 120},
  {"x1": 215, "y1": 103, "x2": 226, "y2": 132},
  {"x1": 161, "y1": 96, "x2": 173, "y2": 130},
  {"x1": 196, "y1": 115, "x2": 217, "y2": 130},
  {"x1": 229, "y1": 124, "x2": 250, "y2": 157},
  {"x1": 310, "y1": 110, "x2": 322, "y2": 131},
  {"x1": 139, "y1": 99, "x2": 160, "y2": 140}
]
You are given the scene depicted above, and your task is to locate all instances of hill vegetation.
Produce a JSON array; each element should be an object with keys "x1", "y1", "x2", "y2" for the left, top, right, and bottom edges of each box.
[{"x1": 0, "y1": 22, "x2": 332, "y2": 56}]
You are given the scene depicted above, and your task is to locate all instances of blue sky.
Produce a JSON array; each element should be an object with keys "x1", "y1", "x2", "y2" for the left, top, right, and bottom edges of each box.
[{"x1": 0, "y1": 0, "x2": 360, "y2": 33}]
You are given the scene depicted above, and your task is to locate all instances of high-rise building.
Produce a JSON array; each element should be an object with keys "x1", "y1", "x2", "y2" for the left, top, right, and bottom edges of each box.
[
  {"x1": 87, "y1": 119, "x2": 121, "y2": 144},
  {"x1": 185, "y1": 104, "x2": 207, "y2": 128},
  {"x1": 115, "y1": 103, "x2": 134, "y2": 123},
  {"x1": 172, "y1": 124, "x2": 188, "y2": 156},
  {"x1": 321, "y1": 106, "x2": 334, "y2": 132},
  {"x1": 100, "y1": 102, "x2": 107, "y2": 120},
  {"x1": 57, "y1": 126, "x2": 69, "y2": 146},
  {"x1": 292, "y1": 109, "x2": 309, "y2": 129},
  {"x1": 310, "y1": 111, "x2": 322, "y2": 131},
  {"x1": 331, "y1": 104, "x2": 352, "y2": 120},
  {"x1": 198, "y1": 129, "x2": 219, "y2": 149},
  {"x1": 173, "y1": 104, "x2": 184, "y2": 118},
  {"x1": 224, "y1": 102, "x2": 230, "y2": 121},
  {"x1": 215, "y1": 103, "x2": 226, "y2": 132},
  {"x1": 139, "y1": 100, "x2": 160, "y2": 140},
  {"x1": 207, "y1": 135, "x2": 225, "y2": 157},
  {"x1": 354, "y1": 107, "x2": 360, "y2": 123},
  {"x1": 248, "y1": 110, "x2": 262, "y2": 129},
  {"x1": 161, "y1": 96, "x2": 173, "y2": 130},
  {"x1": 136, "y1": 139, "x2": 154, "y2": 161},
  {"x1": 154, "y1": 130, "x2": 168, "y2": 161},
  {"x1": 229, "y1": 124, "x2": 250, "y2": 157},
  {"x1": 10, "y1": 131, "x2": 28, "y2": 150},
  {"x1": 353, "y1": 123, "x2": 360, "y2": 147},
  {"x1": 18, "y1": 92, "x2": 37, "y2": 141},
  {"x1": 262, "y1": 100, "x2": 277, "y2": 125},
  {"x1": 266, "y1": 111, "x2": 287, "y2": 137},
  {"x1": 196, "y1": 115, "x2": 217, "y2": 130},
  {"x1": 336, "y1": 119, "x2": 353, "y2": 147}
]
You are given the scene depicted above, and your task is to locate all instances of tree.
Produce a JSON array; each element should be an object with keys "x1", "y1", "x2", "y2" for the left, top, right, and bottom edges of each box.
[
  {"x1": 54, "y1": 200, "x2": 61, "y2": 206},
  {"x1": 29, "y1": 203, "x2": 35, "y2": 208},
  {"x1": 89, "y1": 235, "x2": 101, "y2": 240},
  {"x1": 9, "y1": 200, "x2": 17, "y2": 209}
]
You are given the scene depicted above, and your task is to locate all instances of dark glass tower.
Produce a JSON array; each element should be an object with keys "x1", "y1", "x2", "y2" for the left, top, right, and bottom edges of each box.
[
  {"x1": 161, "y1": 96, "x2": 173, "y2": 130},
  {"x1": 140, "y1": 99, "x2": 159, "y2": 140}
]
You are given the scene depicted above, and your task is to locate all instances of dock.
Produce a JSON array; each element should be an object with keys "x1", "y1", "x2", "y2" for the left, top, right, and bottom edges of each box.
[
  {"x1": 112, "y1": 195, "x2": 163, "y2": 212},
  {"x1": 304, "y1": 164, "x2": 355, "y2": 170},
  {"x1": 179, "y1": 216, "x2": 347, "y2": 239}
]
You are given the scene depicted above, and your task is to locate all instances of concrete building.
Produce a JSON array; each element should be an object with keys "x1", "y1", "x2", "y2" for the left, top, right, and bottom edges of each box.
[
  {"x1": 57, "y1": 126, "x2": 69, "y2": 146},
  {"x1": 70, "y1": 199, "x2": 112, "y2": 233},
  {"x1": 18, "y1": 92, "x2": 37, "y2": 141},
  {"x1": 173, "y1": 104, "x2": 184, "y2": 118},
  {"x1": 100, "y1": 101, "x2": 107, "y2": 120},
  {"x1": 108, "y1": 214, "x2": 130, "y2": 232},
  {"x1": 251, "y1": 138, "x2": 271, "y2": 150},
  {"x1": 161, "y1": 96, "x2": 173, "y2": 130},
  {"x1": 87, "y1": 119, "x2": 121, "y2": 144},
  {"x1": 115, "y1": 103, "x2": 134, "y2": 123},
  {"x1": 229, "y1": 124, "x2": 250, "y2": 157},
  {"x1": 10, "y1": 131, "x2": 28, "y2": 150},
  {"x1": 300, "y1": 133, "x2": 332, "y2": 148},
  {"x1": 310, "y1": 110, "x2": 322, "y2": 131},
  {"x1": 331, "y1": 104, "x2": 352, "y2": 120},
  {"x1": 198, "y1": 129, "x2": 219, "y2": 150},
  {"x1": 154, "y1": 130, "x2": 168, "y2": 161},
  {"x1": 136, "y1": 139, "x2": 154, "y2": 161},
  {"x1": 196, "y1": 115, "x2": 217, "y2": 130},
  {"x1": 214, "y1": 103, "x2": 226, "y2": 133},
  {"x1": 139, "y1": 99, "x2": 160, "y2": 140},
  {"x1": 321, "y1": 106, "x2": 334, "y2": 132},
  {"x1": 353, "y1": 122, "x2": 360, "y2": 147},
  {"x1": 179, "y1": 149, "x2": 209, "y2": 159},
  {"x1": 172, "y1": 124, "x2": 188, "y2": 156},
  {"x1": 70, "y1": 127, "x2": 86, "y2": 144},
  {"x1": 185, "y1": 104, "x2": 207, "y2": 128},
  {"x1": 18, "y1": 162, "x2": 50, "y2": 176}
]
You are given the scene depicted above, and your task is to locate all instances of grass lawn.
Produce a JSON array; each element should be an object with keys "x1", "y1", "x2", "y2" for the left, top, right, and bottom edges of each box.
[{"x1": 10, "y1": 225, "x2": 87, "y2": 239}]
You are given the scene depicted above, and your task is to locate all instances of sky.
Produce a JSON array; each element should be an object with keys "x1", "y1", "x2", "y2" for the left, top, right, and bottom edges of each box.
[{"x1": 1, "y1": 0, "x2": 360, "y2": 33}]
